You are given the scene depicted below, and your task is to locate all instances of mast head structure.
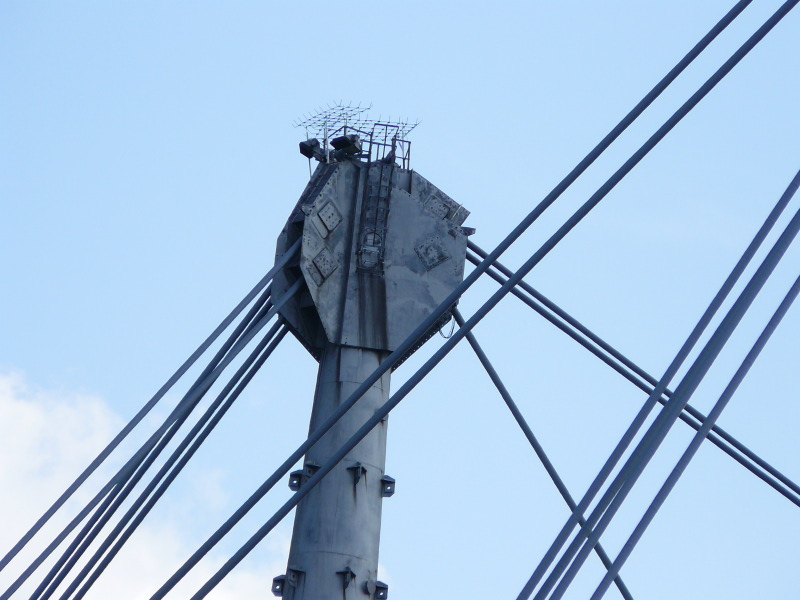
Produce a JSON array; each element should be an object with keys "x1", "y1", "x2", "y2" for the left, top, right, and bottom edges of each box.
[{"x1": 274, "y1": 105, "x2": 474, "y2": 365}]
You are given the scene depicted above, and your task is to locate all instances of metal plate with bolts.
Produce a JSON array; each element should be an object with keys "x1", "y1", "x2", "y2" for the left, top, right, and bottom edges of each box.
[
  {"x1": 318, "y1": 201, "x2": 343, "y2": 232},
  {"x1": 313, "y1": 247, "x2": 338, "y2": 280},
  {"x1": 415, "y1": 236, "x2": 451, "y2": 271}
]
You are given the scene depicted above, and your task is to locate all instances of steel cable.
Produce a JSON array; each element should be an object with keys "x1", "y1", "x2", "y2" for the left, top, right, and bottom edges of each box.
[
  {"x1": 453, "y1": 310, "x2": 635, "y2": 600},
  {"x1": 541, "y1": 204, "x2": 800, "y2": 600},
  {"x1": 4, "y1": 280, "x2": 298, "y2": 600},
  {"x1": 588, "y1": 275, "x2": 800, "y2": 597},
  {"x1": 64, "y1": 325, "x2": 289, "y2": 600},
  {"x1": 516, "y1": 4, "x2": 800, "y2": 591},
  {"x1": 1, "y1": 276, "x2": 277, "y2": 600},
  {"x1": 31, "y1": 289, "x2": 295, "y2": 600},
  {"x1": 0, "y1": 239, "x2": 299, "y2": 575},
  {"x1": 468, "y1": 235, "x2": 800, "y2": 507}
]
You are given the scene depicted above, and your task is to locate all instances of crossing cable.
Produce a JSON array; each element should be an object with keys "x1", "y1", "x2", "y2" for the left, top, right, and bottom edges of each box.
[
  {"x1": 468, "y1": 237, "x2": 800, "y2": 507},
  {"x1": 69, "y1": 325, "x2": 290, "y2": 600},
  {"x1": 589, "y1": 273, "x2": 800, "y2": 600},
  {"x1": 0, "y1": 238, "x2": 300, "y2": 575},
  {"x1": 63, "y1": 324, "x2": 290, "y2": 600},
  {"x1": 152, "y1": 0, "x2": 764, "y2": 599},
  {"x1": 152, "y1": 4, "x2": 759, "y2": 594},
  {"x1": 2, "y1": 279, "x2": 300, "y2": 600},
  {"x1": 0, "y1": 273, "x2": 279, "y2": 599},
  {"x1": 542, "y1": 215, "x2": 800, "y2": 600},
  {"x1": 515, "y1": 1, "x2": 800, "y2": 589},
  {"x1": 28, "y1": 288, "x2": 295, "y2": 600},
  {"x1": 37, "y1": 284, "x2": 299, "y2": 600},
  {"x1": 452, "y1": 310, "x2": 635, "y2": 600},
  {"x1": 528, "y1": 190, "x2": 800, "y2": 600}
]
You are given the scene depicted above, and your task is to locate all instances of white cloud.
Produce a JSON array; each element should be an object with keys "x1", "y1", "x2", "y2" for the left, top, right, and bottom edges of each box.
[{"x1": 0, "y1": 371, "x2": 288, "y2": 599}]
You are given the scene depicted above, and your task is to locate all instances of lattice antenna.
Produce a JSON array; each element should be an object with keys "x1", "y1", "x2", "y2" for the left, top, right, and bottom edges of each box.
[{"x1": 294, "y1": 103, "x2": 419, "y2": 168}]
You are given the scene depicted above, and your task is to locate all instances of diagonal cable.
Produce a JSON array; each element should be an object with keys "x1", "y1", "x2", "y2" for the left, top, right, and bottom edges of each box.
[
  {"x1": 1, "y1": 274, "x2": 277, "y2": 599},
  {"x1": 64, "y1": 325, "x2": 289, "y2": 600},
  {"x1": 3, "y1": 279, "x2": 299, "y2": 600},
  {"x1": 33, "y1": 283, "x2": 300, "y2": 600},
  {"x1": 0, "y1": 239, "x2": 299, "y2": 575},
  {"x1": 516, "y1": 2, "x2": 800, "y2": 585},
  {"x1": 452, "y1": 309, "x2": 635, "y2": 600},
  {"x1": 588, "y1": 276, "x2": 800, "y2": 598},
  {"x1": 30, "y1": 291, "x2": 293, "y2": 600},
  {"x1": 468, "y1": 238, "x2": 800, "y2": 506},
  {"x1": 533, "y1": 195, "x2": 800, "y2": 600}
]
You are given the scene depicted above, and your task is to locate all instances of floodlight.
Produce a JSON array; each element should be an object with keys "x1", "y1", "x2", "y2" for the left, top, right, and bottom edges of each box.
[
  {"x1": 299, "y1": 138, "x2": 324, "y2": 161},
  {"x1": 330, "y1": 134, "x2": 362, "y2": 155}
]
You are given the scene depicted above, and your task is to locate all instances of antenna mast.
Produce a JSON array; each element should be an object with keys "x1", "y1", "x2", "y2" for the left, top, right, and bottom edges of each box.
[{"x1": 271, "y1": 105, "x2": 470, "y2": 599}]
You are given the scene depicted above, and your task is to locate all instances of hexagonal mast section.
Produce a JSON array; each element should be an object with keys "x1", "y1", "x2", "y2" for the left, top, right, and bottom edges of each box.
[{"x1": 271, "y1": 106, "x2": 473, "y2": 599}]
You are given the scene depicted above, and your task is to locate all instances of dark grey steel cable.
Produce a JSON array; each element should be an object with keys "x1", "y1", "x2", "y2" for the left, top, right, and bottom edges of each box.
[
  {"x1": 452, "y1": 310, "x2": 635, "y2": 600},
  {"x1": 153, "y1": 2, "x2": 759, "y2": 593},
  {"x1": 469, "y1": 240, "x2": 800, "y2": 500},
  {"x1": 64, "y1": 325, "x2": 289, "y2": 600},
  {"x1": 538, "y1": 201, "x2": 800, "y2": 600},
  {"x1": 32, "y1": 283, "x2": 300, "y2": 600},
  {"x1": 71, "y1": 326, "x2": 289, "y2": 600},
  {"x1": 0, "y1": 239, "x2": 299, "y2": 574},
  {"x1": 1, "y1": 277, "x2": 278, "y2": 600},
  {"x1": 467, "y1": 246, "x2": 800, "y2": 506},
  {"x1": 517, "y1": 4, "x2": 800, "y2": 590},
  {"x1": 590, "y1": 273, "x2": 800, "y2": 596},
  {"x1": 33, "y1": 306, "x2": 280, "y2": 600}
]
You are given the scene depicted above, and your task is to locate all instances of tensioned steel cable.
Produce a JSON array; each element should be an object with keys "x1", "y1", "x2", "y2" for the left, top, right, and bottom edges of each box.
[
  {"x1": 152, "y1": 4, "x2": 758, "y2": 594},
  {"x1": 516, "y1": 3, "x2": 800, "y2": 591},
  {"x1": 0, "y1": 275, "x2": 279, "y2": 600},
  {"x1": 469, "y1": 237, "x2": 800, "y2": 502},
  {"x1": 468, "y1": 235, "x2": 800, "y2": 506},
  {"x1": 590, "y1": 276, "x2": 800, "y2": 597},
  {"x1": 0, "y1": 238, "x2": 299, "y2": 574},
  {"x1": 62, "y1": 325, "x2": 290, "y2": 600},
  {"x1": 2, "y1": 280, "x2": 300, "y2": 600},
  {"x1": 34, "y1": 320, "x2": 285, "y2": 600},
  {"x1": 30, "y1": 294, "x2": 293, "y2": 600},
  {"x1": 536, "y1": 179, "x2": 800, "y2": 600},
  {"x1": 531, "y1": 189, "x2": 800, "y2": 600},
  {"x1": 70, "y1": 326, "x2": 290, "y2": 600},
  {"x1": 452, "y1": 310, "x2": 635, "y2": 600},
  {"x1": 30, "y1": 280, "x2": 301, "y2": 600}
]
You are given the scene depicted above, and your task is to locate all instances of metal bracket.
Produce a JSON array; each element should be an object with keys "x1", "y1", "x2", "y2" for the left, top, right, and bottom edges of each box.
[
  {"x1": 304, "y1": 461, "x2": 320, "y2": 479},
  {"x1": 348, "y1": 462, "x2": 368, "y2": 488},
  {"x1": 337, "y1": 566, "x2": 356, "y2": 590},
  {"x1": 375, "y1": 580, "x2": 389, "y2": 599},
  {"x1": 288, "y1": 462, "x2": 320, "y2": 491},
  {"x1": 272, "y1": 569, "x2": 303, "y2": 596},
  {"x1": 380, "y1": 475, "x2": 396, "y2": 498},
  {"x1": 271, "y1": 575, "x2": 286, "y2": 597},
  {"x1": 287, "y1": 569, "x2": 303, "y2": 588},
  {"x1": 288, "y1": 469, "x2": 303, "y2": 491}
]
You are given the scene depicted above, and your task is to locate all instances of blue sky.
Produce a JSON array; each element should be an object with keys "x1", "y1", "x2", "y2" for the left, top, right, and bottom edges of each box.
[{"x1": 2, "y1": 2, "x2": 799, "y2": 598}]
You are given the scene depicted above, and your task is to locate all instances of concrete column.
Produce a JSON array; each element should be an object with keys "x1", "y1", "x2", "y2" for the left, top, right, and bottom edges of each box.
[{"x1": 282, "y1": 343, "x2": 391, "y2": 599}]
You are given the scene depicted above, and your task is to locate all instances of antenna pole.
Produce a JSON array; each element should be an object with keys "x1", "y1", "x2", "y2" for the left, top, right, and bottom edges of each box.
[
  {"x1": 279, "y1": 346, "x2": 391, "y2": 599},
  {"x1": 273, "y1": 106, "x2": 469, "y2": 598}
]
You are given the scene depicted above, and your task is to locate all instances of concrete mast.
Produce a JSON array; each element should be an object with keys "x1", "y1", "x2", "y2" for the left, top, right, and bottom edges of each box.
[{"x1": 271, "y1": 124, "x2": 471, "y2": 599}]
